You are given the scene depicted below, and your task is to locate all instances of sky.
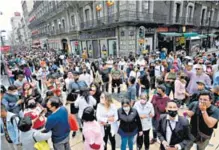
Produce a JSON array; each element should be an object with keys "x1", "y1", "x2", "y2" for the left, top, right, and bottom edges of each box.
[{"x1": 0, "y1": 0, "x2": 22, "y2": 34}]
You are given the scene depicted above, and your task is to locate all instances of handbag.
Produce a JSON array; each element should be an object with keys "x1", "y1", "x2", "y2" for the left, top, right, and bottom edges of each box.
[
  {"x1": 68, "y1": 114, "x2": 79, "y2": 131},
  {"x1": 32, "y1": 132, "x2": 50, "y2": 150}
]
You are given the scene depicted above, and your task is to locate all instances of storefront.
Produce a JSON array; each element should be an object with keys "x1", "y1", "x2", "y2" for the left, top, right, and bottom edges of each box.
[
  {"x1": 48, "y1": 39, "x2": 61, "y2": 51},
  {"x1": 78, "y1": 28, "x2": 117, "y2": 58},
  {"x1": 70, "y1": 40, "x2": 81, "y2": 55},
  {"x1": 137, "y1": 26, "x2": 155, "y2": 55}
]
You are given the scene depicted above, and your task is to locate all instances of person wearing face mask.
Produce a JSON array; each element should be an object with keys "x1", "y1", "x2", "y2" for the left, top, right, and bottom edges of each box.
[
  {"x1": 151, "y1": 85, "x2": 170, "y2": 144},
  {"x1": 174, "y1": 73, "x2": 190, "y2": 108},
  {"x1": 2, "y1": 85, "x2": 23, "y2": 116},
  {"x1": 157, "y1": 101, "x2": 194, "y2": 150},
  {"x1": 118, "y1": 99, "x2": 143, "y2": 150},
  {"x1": 44, "y1": 96, "x2": 71, "y2": 150},
  {"x1": 23, "y1": 99, "x2": 46, "y2": 130},
  {"x1": 133, "y1": 93, "x2": 154, "y2": 150},
  {"x1": 185, "y1": 91, "x2": 219, "y2": 150},
  {"x1": 79, "y1": 67, "x2": 93, "y2": 87},
  {"x1": 96, "y1": 92, "x2": 118, "y2": 150}
]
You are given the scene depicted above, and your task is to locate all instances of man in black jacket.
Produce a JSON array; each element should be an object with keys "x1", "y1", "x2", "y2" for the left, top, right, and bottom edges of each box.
[{"x1": 157, "y1": 101, "x2": 194, "y2": 150}]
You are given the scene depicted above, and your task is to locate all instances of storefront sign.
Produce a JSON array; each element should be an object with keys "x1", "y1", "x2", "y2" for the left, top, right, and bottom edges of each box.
[
  {"x1": 157, "y1": 27, "x2": 168, "y2": 32},
  {"x1": 145, "y1": 28, "x2": 156, "y2": 34},
  {"x1": 75, "y1": 41, "x2": 78, "y2": 46},
  {"x1": 79, "y1": 28, "x2": 116, "y2": 39},
  {"x1": 168, "y1": 27, "x2": 178, "y2": 32}
]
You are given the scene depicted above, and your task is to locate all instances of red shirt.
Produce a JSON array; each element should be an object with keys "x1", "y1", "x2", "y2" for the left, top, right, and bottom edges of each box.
[{"x1": 24, "y1": 107, "x2": 45, "y2": 129}]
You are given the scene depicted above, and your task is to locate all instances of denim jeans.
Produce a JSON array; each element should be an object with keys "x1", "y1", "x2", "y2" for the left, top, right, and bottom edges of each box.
[
  {"x1": 165, "y1": 85, "x2": 174, "y2": 96},
  {"x1": 9, "y1": 77, "x2": 15, "y2": 85},
  {"x1": 121, "y1": 135, "x2": 134, "y2": 150}
]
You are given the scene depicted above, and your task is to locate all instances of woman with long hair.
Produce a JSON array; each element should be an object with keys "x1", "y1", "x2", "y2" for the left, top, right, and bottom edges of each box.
[
  {"x1": 22, "y1": 82, "x2": 42, "y2": 108},
  {"x1": 96, "y1": 92, "x2": 118, "y2": 150},
  {"x1": 74, "y1": 88, "x2": 97, "y2": 120},
  {"x1": 82, "y1": 107, "x2": 104, "y2": 150}
]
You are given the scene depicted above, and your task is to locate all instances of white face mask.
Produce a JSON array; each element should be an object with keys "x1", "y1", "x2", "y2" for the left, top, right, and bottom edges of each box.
[
  {"x1": 123, "y1": 106, "x2": 130, "y2": 112},
  {"x1": 12, "y1": 91, "x2": 18, "y2": 95}
]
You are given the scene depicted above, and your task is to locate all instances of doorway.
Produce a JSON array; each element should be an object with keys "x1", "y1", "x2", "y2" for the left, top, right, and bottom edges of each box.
[
  {"x1": 61, "y1": 39, "x2": 68, "y2": 53},
  {"x1": 92, "y1": 40, "x2": 100, "y2": 58}
]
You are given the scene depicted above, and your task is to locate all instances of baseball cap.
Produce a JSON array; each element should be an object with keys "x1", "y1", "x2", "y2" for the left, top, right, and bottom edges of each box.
[{"x1": 196, "y1": 80, "x2": 205, "y2": 85}]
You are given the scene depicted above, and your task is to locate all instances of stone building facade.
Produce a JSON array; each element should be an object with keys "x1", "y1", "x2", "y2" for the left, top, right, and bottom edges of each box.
[{"x1": 27, "y1": 1, "x2": 219, "y2": 57}]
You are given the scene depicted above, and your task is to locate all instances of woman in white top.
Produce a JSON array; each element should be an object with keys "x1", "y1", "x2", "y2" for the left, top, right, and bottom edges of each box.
[
  {"x1": 64, "y1": 72, "x2": 74, "y2": 91},
  {"x1": 133, "y1": 93, "x2": 154, "y2": 150},
  {"x1": 74, "y1": 88, "x2": 96, "y2": 119},
  {"x1": 96, "y1": 92, "x2": 118, "y2": 150}
]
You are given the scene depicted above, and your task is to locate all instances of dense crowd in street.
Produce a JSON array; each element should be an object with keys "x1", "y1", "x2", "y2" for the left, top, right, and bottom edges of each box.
[{"x1": 0, "y1": 48, "x2": 219, "y2": 150}]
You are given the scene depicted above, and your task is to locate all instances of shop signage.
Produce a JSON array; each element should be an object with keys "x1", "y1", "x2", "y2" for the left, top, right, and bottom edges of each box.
[
  {"x1": 168, "y1": 27, "x2": 178, "y2": 32},
  {"x1": 79, "y1": 28, "x2": 116, "y2": 39},
  {"x1": 157, "y1": 27, "x2": 168, "y2": 32},
  {"x1": 145, "y1": 28, "x2": 156, "y2": 34},
  {"x1": 75, "y1": 41, "x2": 78, "y2": 46}
]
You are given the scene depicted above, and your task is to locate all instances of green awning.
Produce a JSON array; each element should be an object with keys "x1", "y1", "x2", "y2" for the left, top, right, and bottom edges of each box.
[
  {"x1": 160, "y1": 32, "x2": 182, "y2": 37},
  {"x1": 199, "y1": 35, "x2": 207, "y2": 38},
  {"x1": 208, "y1": 34, "x2": 217, "y2": 37},
  {"x1": 183, "y1": 32, "x2": 198, "y2": 38}
]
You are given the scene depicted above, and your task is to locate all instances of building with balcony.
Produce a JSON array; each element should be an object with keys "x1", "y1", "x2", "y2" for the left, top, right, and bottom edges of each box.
[
  {"x1": 27, "y1": 1, "x2": 219, "y2": 57},
  {"x1": 21, "y1": 0, "x2": 34, "y2": 47},
  {"x1": 10, "y1": 12, "x2": 22, "y2": 46}
]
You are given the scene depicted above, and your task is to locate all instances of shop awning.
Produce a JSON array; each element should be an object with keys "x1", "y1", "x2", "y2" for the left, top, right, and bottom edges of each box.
[
  {"x1": 183, "y1": 32, "x2": 198, "y2": 38},
  {"x1": 160, "y1": 32, "x2": 182, "y2": 37},
  {"x1": 199, "y1": 35, "x2": 207, "y2": 38},
  {"x1": 190, "y1": 36, "x2": 201, "y2": 40},
  {"x1": 208, "y1": 34, "x2": 217, "y2": 37}
]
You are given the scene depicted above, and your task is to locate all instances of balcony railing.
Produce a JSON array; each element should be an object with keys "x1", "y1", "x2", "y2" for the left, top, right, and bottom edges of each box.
[
  {"x1": 80, "y1": 10, "x2": 168, "y2": 30},
  {"x1": 56, "y1": 28, "x2": 67, "y2": 34},
  {"x1": 69, "y1": 26, "x2": 77, "y2": 31}
]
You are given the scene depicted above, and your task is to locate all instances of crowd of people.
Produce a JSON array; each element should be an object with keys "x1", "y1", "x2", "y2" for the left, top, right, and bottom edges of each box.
[{"x1": 0, "y1": 48, "x2": 219, "y2": 150}]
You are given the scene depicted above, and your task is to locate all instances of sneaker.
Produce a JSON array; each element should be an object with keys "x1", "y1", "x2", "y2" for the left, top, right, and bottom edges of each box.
[{"x1": 150, "y1": 139, "x2": 157, "y2": 144}]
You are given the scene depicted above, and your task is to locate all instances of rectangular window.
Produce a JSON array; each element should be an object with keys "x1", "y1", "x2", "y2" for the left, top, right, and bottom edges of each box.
[
  {"x1": 201, "y1": 9, "x2": 206, "y2": 25},
  {"x1": 175, "y1": 3, "x2": 181, "y2": 23},
  {"x1": 143, "y1": 1, "x2": 149, "y2": 13},
  {"x1": 62, "y1": 20, "x2": 65, "y2": 29},
  {"x1": 97, "y1": 11, "x2": 101, "y2": 19}
]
